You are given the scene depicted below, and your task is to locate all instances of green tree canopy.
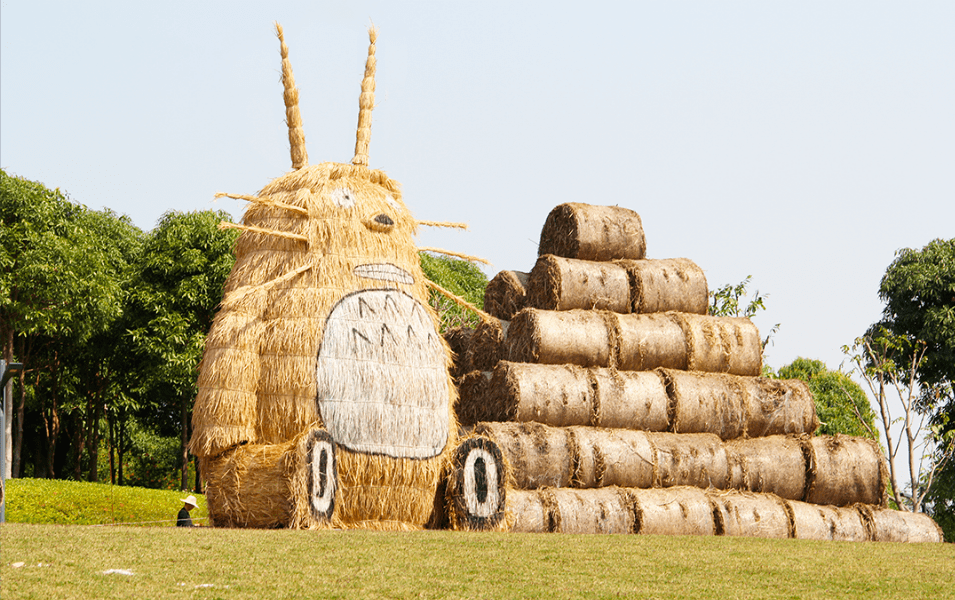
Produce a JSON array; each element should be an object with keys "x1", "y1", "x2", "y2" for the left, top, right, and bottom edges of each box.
[
  {"x1": 419, "y1": 253, "x2": 488, "y2": 331},
  {"x1": 776, "y1": 357, "x2": 878, "y2": 440}
]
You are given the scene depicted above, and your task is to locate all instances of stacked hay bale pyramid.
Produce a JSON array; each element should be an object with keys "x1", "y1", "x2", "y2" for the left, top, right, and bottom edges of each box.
[{"x1": 448, "y1": 202, "x2": 942, "y2": 542}]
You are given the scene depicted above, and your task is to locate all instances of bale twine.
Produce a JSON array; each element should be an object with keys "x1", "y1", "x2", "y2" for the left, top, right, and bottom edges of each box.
[
  {"x1": 446, "y1": 435, "x2": 509, "y2": 532},
  {"x1": 737, "y1": 376, "x2": 819, "y2": 438},
  {"x1": 632, "y1": 486, "x2": 716, "y2": 536},
  {"x1": 706, "y1": 490, "x2": 791, "y2": 539},
  {"x1": 648, "y1": 432, "x2": 734, "y2": 490},
  {"x1": 483, "y1": 270, "x2": 529, "y2": 320},
  {"x1": 669, "y1": 312, "x2": 762, "y2": 376},
  {"x1": 456, "y1": 370, "x2": 496, "y2": 426},
  {"x1": 538, "y1": 203, "x2": 646, "y2": 261},
  {"x1": 787, "y1": 501, "x2": 868, "y2": 542},
  {"x1": 570, "y1": 427, "x2": 656, "y2": 489},
  {"x1": 466, "y1": 317, "x2": 509, "y2": 372},
  {"x1": 474, "y1": 421, "x2": 573, "y2": 489},
  {"x1": 443, "y1": 326, "x2": 474, "y2": 381},
  {"x1": 856, "y1": 504, "x2": 944, "y2": 543},
  {"x1": 617, "y1": 258, "x2": 708, "y2": 315},
  {"x1": 526, "y1": 255, "x2": 630, "y2": 313},
  {"x1": 660, "y1": 369, "x2": 746, "y2": 440},
  {"x1": 727, "y1": 435, "x2": 807, "y2": 501},
  {"x1": 506, "y1": 489, "x2": 552, "y2": 533},
  {"x1": 804, "y1": 435, "x2": 887, "y2": 507},
  {"x1": 549, "y1": 487, "x2": 636, "y2": 534}
]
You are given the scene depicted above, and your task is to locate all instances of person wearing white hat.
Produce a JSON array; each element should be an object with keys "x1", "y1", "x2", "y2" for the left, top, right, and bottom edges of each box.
[{"x1": 177, "y1": 495, "x2": 198, "y2": 527}]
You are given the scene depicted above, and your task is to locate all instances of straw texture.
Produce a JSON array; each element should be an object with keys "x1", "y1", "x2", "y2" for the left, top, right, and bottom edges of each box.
[
  {"x1": 483, "y1": 270, "x2": 529, "y2": 320},
  {"x1": 538, "y1": 203, "x2": 646, "y2": 261}
]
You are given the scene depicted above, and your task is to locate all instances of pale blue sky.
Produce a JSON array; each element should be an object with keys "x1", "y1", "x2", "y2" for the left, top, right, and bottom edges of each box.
[{"x1": 2, "y1": 0, "x2": 953, "y2": 377}]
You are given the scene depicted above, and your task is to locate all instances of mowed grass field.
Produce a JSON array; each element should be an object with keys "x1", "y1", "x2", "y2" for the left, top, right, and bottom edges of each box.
[{"x1": 2, "y1": 522, "x2": 953, "y2": 600}]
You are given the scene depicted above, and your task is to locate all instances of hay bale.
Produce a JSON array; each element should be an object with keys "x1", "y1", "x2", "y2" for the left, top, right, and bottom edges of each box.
[
  {"x1": 616, "y1": 313, "x2": 689, "y2": 371},
  {"x1": 857, "y1": 505, "x2": 944, "y2": 543},
  {"x1": 483, "y1": 270, "x2": 529, "y2": 320},
  {"x1": 506, "y1": 490, "x2": 552, "y2": 533},
  {"x1": 737, "y1": 376, "x2": 819, "y2": 438},
  {"x1": 670, "y1": 313, "x2": 762, "y2": 376},
  {"x1": 632, "y1": 486, "x2": 716, "y2": 536},
  {"x1": 570, "y1": 427, "x2": 656, "y2": 489},
  {"x1": 466, "y1": 317, "x2": 509, "y2": 372},
  {"x1": 550, "y1": 487, "x2": 636, "y2": 534},
  {"x1": 538, "y1": 203, "x2": 646, "y2": 261},
  {"x1": 443, "y1": 326, "x2": 474, "y2": 381},
  {"x1": 595, "y1": 369, "x2": 670, "y2": 431},
  {"x1": 649, "y1": 432, "x2": 734, "y2": 490},
  {"x1": 446, "y1": 435, "x2": 509, "y2": 532},
  {"x1": 805, "y1": 435, "x2": 887, "y2": 507},
  {"x1": 456, "y1": 370, "x2": 495, "y2": 426},
  {"x1": 707, "y1": 490, "x2": 791, "y2": 539},
  {"x1": 526, "y1": 255, "x2": 630, "y2": 313},
  {"x1": 474, "y1": 421, "x2": 573, "y2": 489},
  {"x1": 660, "y1": 369, "x2": 746, "y2": 440},
  {"x1": 727, "y1": 435, "x2": 807, "y2": 501},
  {"x1": 618, "y1": 258, "x2": 708, "y2": 315},
  {"x1": 787, "y1": 501, "x2": 868, "y2": 542}
]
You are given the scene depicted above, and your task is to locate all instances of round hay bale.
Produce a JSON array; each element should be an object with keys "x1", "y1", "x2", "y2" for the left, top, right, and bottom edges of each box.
[
  {"x1": 538, "y1": 203, "x2": 646, "y2": 261},
  {"x1": 443, "y1": 326, "x2": 474, "y2": 381},
  {"x1": 707, "y1": 490, "x2": 790, "y2": 539},
  {"x1": 618, "y1": 258, "x2": 708, "y2": 315},
  {"x1": 857, "y1": 505, "x2": 943, "y2": 543},
  {"x1": 804, "y1": 435, "x2": 887, "y2": 507},
  {"x1": 550, "y1": 487, "x2": 636, "y2": 534},
  {"x1": 466, "y1": 318, "x2": 509, "y2": 372},
  {"x1": 660, "y1": 369, "x2": 746, "y2": 440},
  {"x1": 787, "y1": 500, "x2": 868, "y2": 542},
  {"x1": 492, "y1": 361, "x2": 595, "y2": 427},
  {"x1": 483, "y1": 270, "x2": 529, "y2": 320},
  {"x1": 632, "y1": 486, "x2": 716, "y2": 536},
  {"x1": 596, "y1": 369, "x2": 670, "y2": 431},
  {"x1": 506, "y1": 308, "x2": 613, "y2": 367},
  {"x1": 738, "y1": 377, "x2": 818, "y2": 438},
  {"x1": 616, "y1": 313, "x2": 688, "y2": 371},
  {"x1": 526, "y1": 255, "x2": 631, "y2": 313},
  {"x1": 728, "y1": 435, "x2": 807, "y2": 501},
  {"x1": 474, "y1": 421, "x2": 573, "y2": 489},
  {"x1": 456, "y1": 370, "x2": 496, "y2": 426},
  {"x1": 506, "y1": 490, "x2": 551, "y2": 533},
  {"x1": 446, "y1": 435, "x2": 508, "y2": 532},
  {"x1": 570, "y1": 427, "x2": 656, "y2": 489},
  {"x1": 648, "y1": 432, "x2": 732, "y2": 490},
  {"x1": 670, "y1": 313, "x2": 762, "y2": 376}
]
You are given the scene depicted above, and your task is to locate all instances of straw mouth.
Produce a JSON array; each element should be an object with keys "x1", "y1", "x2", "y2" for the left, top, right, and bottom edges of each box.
[{"x1": 354, "y1": 263, "x2": 414, "y2": 285}]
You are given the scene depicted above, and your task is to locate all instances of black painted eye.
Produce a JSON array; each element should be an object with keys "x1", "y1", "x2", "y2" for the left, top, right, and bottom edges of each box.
[
  {"x1": 365, "y1": 213, "x2": 395, "y2": 233},
  {"x1": 374, "y1": 214, "x2": 394, "y2": 226}
]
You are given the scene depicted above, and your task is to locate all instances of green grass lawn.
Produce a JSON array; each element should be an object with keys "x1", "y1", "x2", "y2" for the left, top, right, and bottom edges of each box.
[{"x1": 2, "y1": 523, "x2": 953, "y2": 600}]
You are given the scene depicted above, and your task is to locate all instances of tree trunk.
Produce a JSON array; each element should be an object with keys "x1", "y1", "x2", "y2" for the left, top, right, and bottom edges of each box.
[{"x1": 180, "y1": 395, "x2": 189, "y2": 491}]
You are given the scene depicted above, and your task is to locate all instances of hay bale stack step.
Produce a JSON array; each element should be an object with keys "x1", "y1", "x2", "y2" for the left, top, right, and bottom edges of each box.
[
  {"x1": 465, "y1": 318, "x2": 509, "y2": 372},
  {"x1": 526, "y1": 255, "x2": 708, "y2": 315},
  {"x1": 475, "y1": 422, "x2": 886, "y2": 506},
  {"x1": 538, "y1": 203, "x2": 646, "y2": 261},
  {"x1": 504, "y1": 486, "x2": 942, "y2": 541},
  {"x1": 455, "y1": 362, "x2": 816, "y2": 438},
  {"x1": 483, "y1": 270, "x2": 529, "y2": 320},
  {"x1": 443, "y1": 326, "x2": 474, "y2": 382},
  {"x1": 505, "y1": 308, "x2": 761, "y2": 376}
]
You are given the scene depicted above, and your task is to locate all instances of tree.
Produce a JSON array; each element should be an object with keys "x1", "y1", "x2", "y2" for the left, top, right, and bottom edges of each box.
[
  {"x1": 863, "y1": 238, "x2": 955, "y2": 538},
  {"x1": 121, "y1": 210, "x2": 238, "y2": 490},
  {"x1": 419, "y1": 253, "x2": 488, "y2": 331},
  {"x1": 709, "y1": 276, "x2": 779, "y2": 366},
  {"x1": 776, "y1": 358, "x2": 877, "y2": 440}
]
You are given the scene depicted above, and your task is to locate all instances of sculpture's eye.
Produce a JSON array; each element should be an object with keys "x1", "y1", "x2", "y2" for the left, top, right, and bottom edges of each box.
[
  {"x1": 331, "y1": 187, "x2": 356, "y2": 208},
  {"x1": 365, "y1": 213, "x2": 395, "y2": 233}
]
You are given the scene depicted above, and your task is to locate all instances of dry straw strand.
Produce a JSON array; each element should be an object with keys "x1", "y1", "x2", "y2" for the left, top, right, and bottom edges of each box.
[
  {"x1": 352, "y1": 25, "x2": 378, "y2": 167},
  {"x1": 276, "y1": 22, "x2": 308, "y2": 170},
  {"x1": 426, "y1": 279, "x2": 495, "y2": 324},
  {"x1": 417, "y1": 220, "x2": 469, "y2": 230},
  {"x1": 221, "y1": 261, "x2": 314, "y2": 310},
  {"x1": 219, "y1": 221, "x2": 309, "y2": 243},
  {"x1": 419, "y1": 248, "x2": 492, "y2": 266},
  {"x1": 215, "y1": 192, "x2": 309, "y2": 216}
]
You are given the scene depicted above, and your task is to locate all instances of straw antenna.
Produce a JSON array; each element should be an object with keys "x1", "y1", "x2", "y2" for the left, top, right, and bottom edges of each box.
[
  {"x1": 276, "y1": 22, "x2": 308, "y2": 170},
  {"x1": 425, "y1": 279, "x2": 494, "y2": 324},
  {"x1": 416, "y1": 220, "x2": 469, "y2": 230},
  {"x1": 219, "y1": 221, "x2": 309, "y2": 243},
  {"x1": 215, "y1": 192, "x2": 309, "y2": 216},
  {"x1": 352, "y1": 26, "x2": 378, "y2": 167},
  {"x1": 419, "y1": 248, "x2": 491, "y2": 266},
  {"x1": 222, "y1": 262, "x2": 315, "y2": 310}
]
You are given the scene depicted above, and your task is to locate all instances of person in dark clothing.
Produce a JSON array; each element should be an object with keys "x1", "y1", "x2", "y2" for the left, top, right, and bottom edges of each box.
[{"x1": 177, "y1": 495, "x2": 197, "y2": 527}]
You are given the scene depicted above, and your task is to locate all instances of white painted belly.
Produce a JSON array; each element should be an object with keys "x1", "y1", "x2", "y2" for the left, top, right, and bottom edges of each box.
[{"x1": 315, "y1": 289, "x2": 450, "y2": 459}]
